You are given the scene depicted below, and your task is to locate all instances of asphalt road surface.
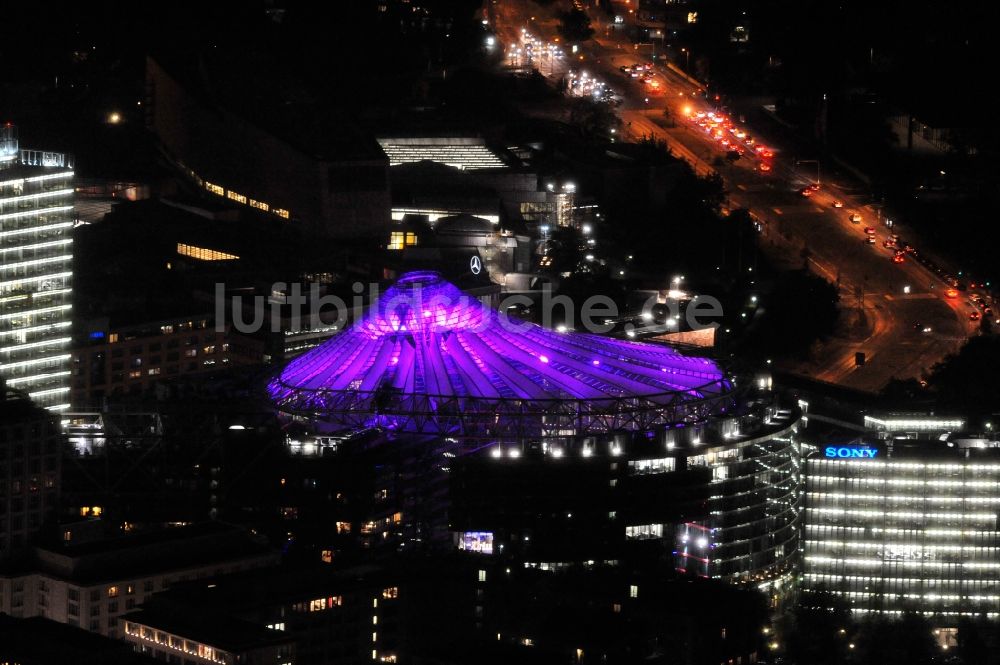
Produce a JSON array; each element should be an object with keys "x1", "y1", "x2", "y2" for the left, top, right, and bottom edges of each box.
[{"x1": 490, "y1": 0, "x2": 976, "y2": 392}]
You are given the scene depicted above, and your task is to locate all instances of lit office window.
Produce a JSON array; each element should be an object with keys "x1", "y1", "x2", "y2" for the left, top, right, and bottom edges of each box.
[
  {"x1": 387, "y1": 232, "x2": 418, "y2": 251},
  {"x1": 625, "y1": 524, "x2": 664, "y2": 540},
  {"x1": 628, "y1": 458, "x2": 676, "y2": 475},
  {"x1": 176, "y1": 244, "x2": 239, "y2": 262}
]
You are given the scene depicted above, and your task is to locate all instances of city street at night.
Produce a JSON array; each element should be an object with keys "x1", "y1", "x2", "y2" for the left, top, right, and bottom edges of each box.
[{"x1": 3, "y1": 2, "x2": 1000, "y2": 664}]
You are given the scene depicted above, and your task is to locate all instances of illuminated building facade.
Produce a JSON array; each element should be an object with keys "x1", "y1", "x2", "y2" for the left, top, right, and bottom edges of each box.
[
  {"x1": 450, "y1": 401, "x2": 801, "y2": 601},
  {"x1": 673, "y1": 407, "x2": 802, "y2": 592},
  {"x1": 123, "y1": 613, "x2": 294, "y2": 665},
  {"x1": 388, "y1": 214, "x2": 532, "y2": 286},
  {"x1": 270, "y1": 271, "x2": 734, "y2": 440},
  {"x1": 0, "y1": 125, "x2": 74, "y2": 410},
  {"x1": 270, "y1": 272, "x2": 803, "y2": 593},
  {"x1": 376, "y1": 137, "x2": 508, "y2": 170},
  {"x1": 803, "y1": 423, "x2": 1000, "y2": 625},
  {"x1": 385, "y1": 156, "x2": 549, "y2": 269}
]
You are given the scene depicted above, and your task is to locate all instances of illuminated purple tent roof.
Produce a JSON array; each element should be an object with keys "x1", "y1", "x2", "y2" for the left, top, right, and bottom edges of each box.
[{"x1": 269, "y1": 272, "x2": 734, "y2": 439}]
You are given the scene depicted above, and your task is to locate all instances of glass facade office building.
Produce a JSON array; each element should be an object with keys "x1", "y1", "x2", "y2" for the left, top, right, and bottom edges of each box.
[
  {"x1": 675, "y1": 406, "x2": 802, "y2": 598},
  {"x1": 0, "y1": 126, "x2": 74, "y2": 410},
  {"x1": 803, "y1": 442, "x2": 1000, "y2": 622}
]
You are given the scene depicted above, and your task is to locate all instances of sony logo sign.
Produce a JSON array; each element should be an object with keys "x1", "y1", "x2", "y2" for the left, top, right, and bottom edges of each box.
[{"x1": 825, "y1": 446, "x2": 877, "y2": 459}]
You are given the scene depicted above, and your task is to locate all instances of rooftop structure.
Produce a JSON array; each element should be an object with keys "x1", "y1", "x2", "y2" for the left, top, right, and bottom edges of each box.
[
  {"x1": 0, "y1": 615, "x2": 159, "y2": 665},
  {"x1": 269, "y1": 271, "x2": 734, "y2": 441},
  {"x1": 147, "y1": 57, "x2": 390, "y2": 238},
  {"x1": 123, "y1": 608, "x2": 293, "y2": 664},
  {"x1": 377, "y1": 137, "x2": 508, "y2": 170},
  {"x1": 0, "y1": 522, "x2": 279, "y2": 639}
]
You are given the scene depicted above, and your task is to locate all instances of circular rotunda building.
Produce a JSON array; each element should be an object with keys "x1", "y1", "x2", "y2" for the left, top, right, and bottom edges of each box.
[
  {"x1": 270, "y1": 271, "x2": 736, "y2": 442},
  {"x1": 269, "y1": 271, "x2": 802, "y2": 595}
]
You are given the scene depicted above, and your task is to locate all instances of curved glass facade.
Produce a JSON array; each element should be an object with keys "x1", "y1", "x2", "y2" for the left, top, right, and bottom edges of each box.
[
  {"x1": 450, "y1": 402, "x2": 803, "y2": 599},
  {"x1": 674, "y1": 407, "x2": 802, "y2": 594}
]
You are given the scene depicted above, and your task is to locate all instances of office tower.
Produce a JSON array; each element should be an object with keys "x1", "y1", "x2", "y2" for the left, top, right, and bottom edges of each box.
[
  {"x1": 0, "y1": 124, "x2": 74, "y2": 410},
  {"x1": 803, "y1": 415, "x2": 1000, "y2": 635}
]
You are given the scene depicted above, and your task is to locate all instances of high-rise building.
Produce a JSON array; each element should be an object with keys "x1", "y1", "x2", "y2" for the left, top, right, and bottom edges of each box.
[
  {"x1": 802, "y1": 414, "x2": 1000, "y2": 634},
  {"x1": 0, "y1": 381, "x2": 63, "y2": 559},
  {"x1": 0, "y1": 124, "x2": 75, "y2": 411}
]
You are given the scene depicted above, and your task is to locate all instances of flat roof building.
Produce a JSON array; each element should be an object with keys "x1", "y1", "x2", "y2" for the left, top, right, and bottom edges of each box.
[
  {"x1": 0, "y1": 522, "x2": 279, "y2": 639},
  {"x1": 377, "y1": 136, "x2": 509, "y2": 170},
  {"x1": 123, "y1": 608, "x2": 294, "y2": 665},
  {"x1": 123, "y1": 561, "x2": 481, "y2": 665},
  {"x1": 146, "y1": 57, "x2": 390, "y2": 239},
  {"x1": 0, "y1": 614, "x2": 159, "y2": 665}
]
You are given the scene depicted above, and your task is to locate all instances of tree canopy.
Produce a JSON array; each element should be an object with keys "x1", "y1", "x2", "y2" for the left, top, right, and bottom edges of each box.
[{"x1": 557, "y1": 8, "x2": 594, "y2": 42}]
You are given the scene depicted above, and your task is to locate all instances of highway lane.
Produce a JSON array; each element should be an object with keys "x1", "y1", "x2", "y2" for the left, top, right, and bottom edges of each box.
[
  {"x1": 491, "y1": 0, "x2": 974, "y2": 391},
  {"x1": 591, "y1": 10, "x2": 978, "y2": 387}
]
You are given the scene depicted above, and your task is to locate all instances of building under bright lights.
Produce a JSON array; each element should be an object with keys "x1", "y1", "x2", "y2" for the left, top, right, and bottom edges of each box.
[
  {"x1": 270, "y1": 271, "x2": 803, "y2": 595},
  {"x1": 803, "y1": 415, "x2": 1000, "y2": 630},
  {"x1": 0, "y1": 125, "x2": 74, "y2": 410}
]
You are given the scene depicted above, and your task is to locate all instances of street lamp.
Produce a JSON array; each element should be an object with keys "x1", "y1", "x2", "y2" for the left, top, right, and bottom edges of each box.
[{"x1": 680, "y1": 48, "x2": 690, "y2": 71}]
